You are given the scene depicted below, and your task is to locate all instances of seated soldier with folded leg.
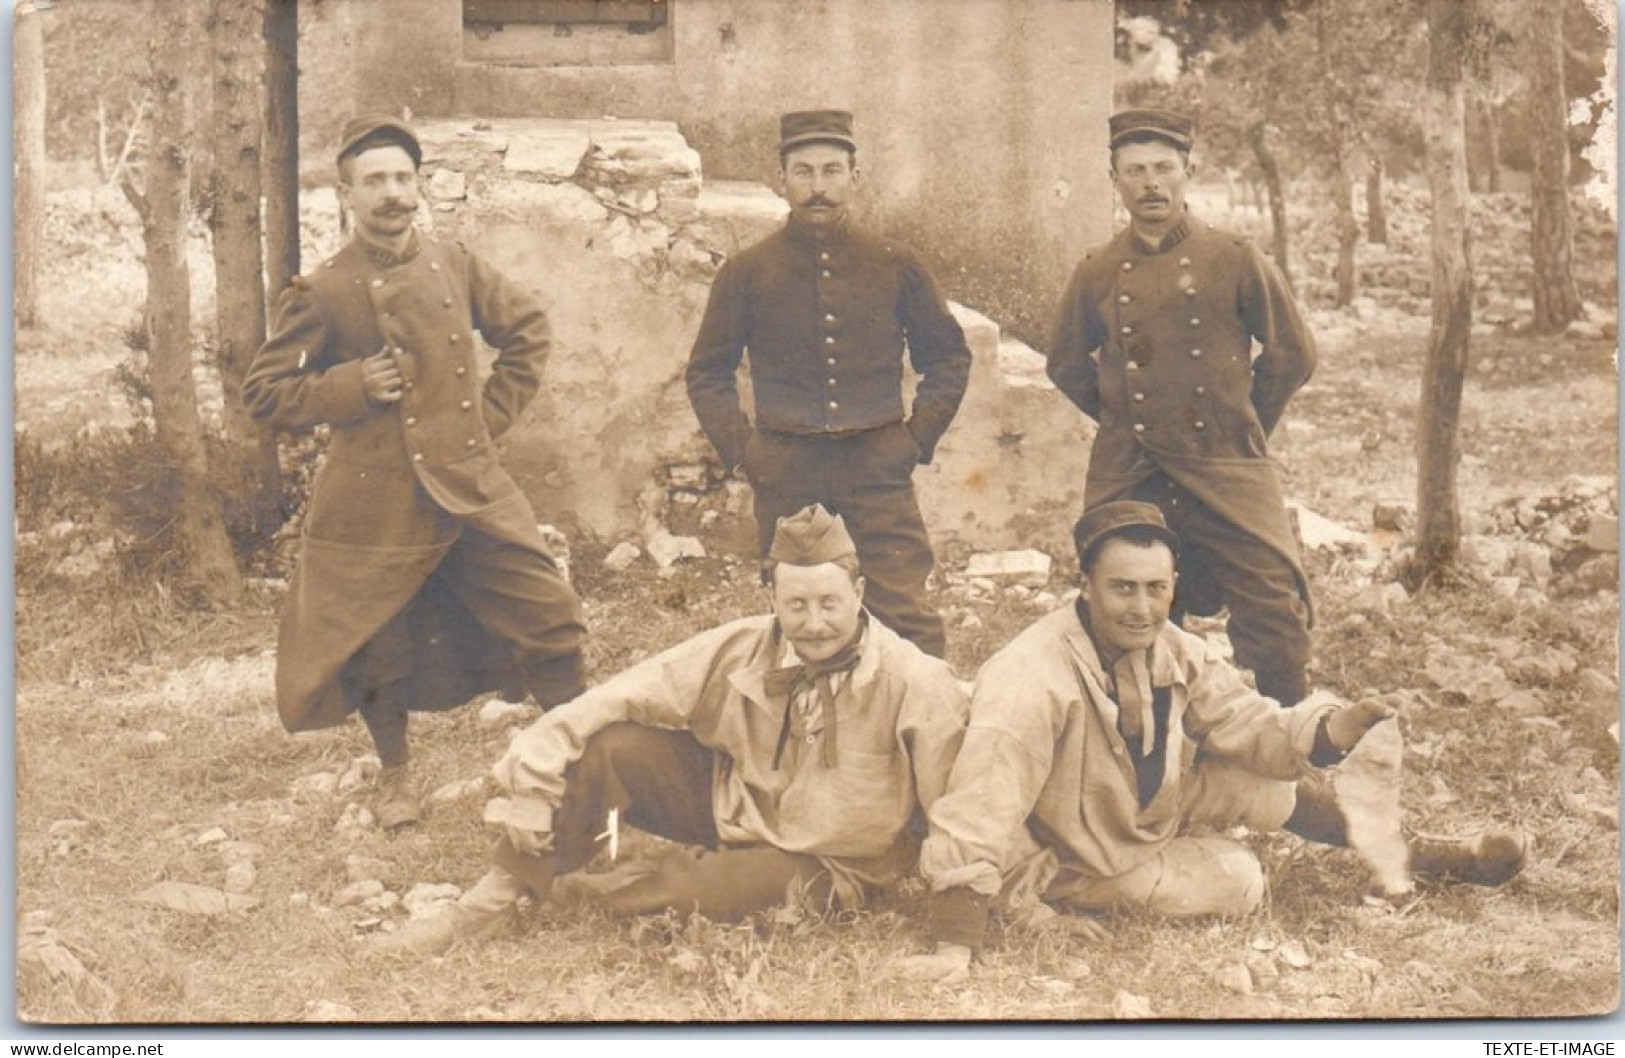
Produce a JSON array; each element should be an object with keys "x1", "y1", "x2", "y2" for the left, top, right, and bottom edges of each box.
[
  {"x1": 371, "y1": 504, "x2": 968, "y2": 954},
  {"x1": 895, "y1": 502, "x2": 1527, "y2": 980}
]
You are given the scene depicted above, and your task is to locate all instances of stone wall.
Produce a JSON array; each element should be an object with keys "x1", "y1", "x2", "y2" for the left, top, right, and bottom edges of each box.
[
  {"x1": 295, "y1": 0, "x2": 1116, "y2": 342},
  {"x1": 395, "y1": 117, "x2": 1091, "y2": 556}
]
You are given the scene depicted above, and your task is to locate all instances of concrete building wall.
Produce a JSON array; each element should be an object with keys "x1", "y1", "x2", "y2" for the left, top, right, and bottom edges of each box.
[{"x1": 298, "y1": 0, "x2": 1116, "y2": 336}]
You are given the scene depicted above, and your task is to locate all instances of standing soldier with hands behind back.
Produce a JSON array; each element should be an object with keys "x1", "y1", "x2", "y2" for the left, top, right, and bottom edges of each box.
[
  {"x1": 686, "y1": 110, "x2": 972, "y2": 658},
  {"x1": 1046, "y1": 109, "x2": 1318, "y2": 707},
  {"x1": 245, "y1": 115, "x2": 589, "y2": 829}
]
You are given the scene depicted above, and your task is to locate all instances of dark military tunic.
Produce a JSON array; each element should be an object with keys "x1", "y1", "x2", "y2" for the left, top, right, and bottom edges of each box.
[
  {"x1": 685, "y1": 217, "x2": 972, "y2": 656},
  {"x1": 245, "y1": 232, "x2": 586, "y2": 733},
  {"x1": 1046, "y1": 213, "x2": 1316, "y2": 701}
]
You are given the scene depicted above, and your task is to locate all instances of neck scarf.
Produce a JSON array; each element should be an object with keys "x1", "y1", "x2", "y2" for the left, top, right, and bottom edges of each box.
[
  {"x1": 1076, "y1": 598, "x2": 1157, "y2": 758},
  {"x1": 765, "y1": 614, "x2": 867, "y2": 769}
]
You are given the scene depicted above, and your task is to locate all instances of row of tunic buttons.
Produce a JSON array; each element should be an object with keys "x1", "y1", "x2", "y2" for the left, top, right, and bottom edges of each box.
[
  {"x1": 374, "y1": 266, "x2": 475, "y2": 459},
  {"x1": 1120, "y1": 318, "x2": 1201, "y2": 334},
  {"x1": 821, "y1": 250, "x2": 839, "y2": 411},
  {"x1": 1123, "y1": 253, "x2": 1205, "y2": 434},
  {"x1": 1120, "y1": 255, "x2": 1193, "y2": 270}
]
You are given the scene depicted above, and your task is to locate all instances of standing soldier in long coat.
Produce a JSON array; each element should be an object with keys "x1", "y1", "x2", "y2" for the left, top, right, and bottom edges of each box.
[
  {"x1": 245, "y1": 115, "x2": 589, "y2": 828},
  {"x1": 1045, "y1": 108, "x2": 1318, "y2": 707}
]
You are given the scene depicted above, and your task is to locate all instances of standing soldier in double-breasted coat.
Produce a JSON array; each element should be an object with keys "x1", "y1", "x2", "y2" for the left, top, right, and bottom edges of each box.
[
  {"x1": 1045, "y1": 108, "x2": 1318, "y2": 707},
  {"x1": 245, "y1": 115, "x2": 589, "y2": 828}
]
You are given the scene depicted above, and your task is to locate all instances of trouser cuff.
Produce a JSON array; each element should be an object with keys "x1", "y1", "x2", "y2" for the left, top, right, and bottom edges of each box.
[{"x1": 526, "y1": 651, "x2": 588, "y2": 710}]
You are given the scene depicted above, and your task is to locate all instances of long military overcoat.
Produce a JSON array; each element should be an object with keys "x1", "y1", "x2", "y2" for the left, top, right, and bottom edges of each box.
[
  {"x1": 1045, "y1": 217, "x2": 1317, "y2": 610},
  {"x1": 244, "y1": 233, "x2": 561, "y2": 732}
]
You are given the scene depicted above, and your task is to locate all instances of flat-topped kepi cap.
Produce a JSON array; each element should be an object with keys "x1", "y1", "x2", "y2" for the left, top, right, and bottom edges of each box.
[
  {"x1": 780, "y1": 109, "x2": 857, "y2": 154},
  {"x1": 337, "y1": 114, "x2": 423, "y2": 168},
  {"x1": 1108, "y1": 108, "x2": 1195, "y2": 152},
  {"x1": 1073, "y1": 500, "x2": 1181, "y2": 566},
  {"x1": 769, "y1": 504, "x2": 858, "y2": 566}
]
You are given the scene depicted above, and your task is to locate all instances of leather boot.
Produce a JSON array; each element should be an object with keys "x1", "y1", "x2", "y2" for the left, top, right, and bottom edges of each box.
[
  {"x1": 1289, "y1": 776, "x2": 1529, "y2": 891},
  {"x1": 1409, "y1": 830, "x2": 1529, "y2": 887},
  {"x1": 525, "y1": 652, "x2": 588, "y2": 711},
  {"x1": 365, "y1": 868, "x2": 527, "y2": 956},
  {"x1": 375, "y1": 764, "x2": 422, "y2": 830}
]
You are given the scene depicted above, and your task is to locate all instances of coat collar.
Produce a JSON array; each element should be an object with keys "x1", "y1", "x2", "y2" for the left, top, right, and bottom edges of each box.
[
  {"x1": 1126, "y1": 210, "x2": 1193, "y2": 256},
  {"x1": 784, "y1": 214, "x2": 853, "y2": 250},
  {"x1": 352, "y1": 227, "x2": 423, "y2": 269}
]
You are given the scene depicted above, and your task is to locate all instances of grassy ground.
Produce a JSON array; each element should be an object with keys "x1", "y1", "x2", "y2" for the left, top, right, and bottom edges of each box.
[{"x1": 12, "y1": 187, "x2": 1621, "y2": 1026}]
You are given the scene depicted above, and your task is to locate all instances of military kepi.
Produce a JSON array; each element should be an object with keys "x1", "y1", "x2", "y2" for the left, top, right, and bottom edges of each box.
[
  {"x1": 770, "y1": 504, "x2": 858, "y2": 566},
  {"x1": 1108, "y1": 108, "x2": 1195, "y2": 152},
  {"x1": 780, "y1": 109, "x2": 857, "y2": 154},
  {"x1": 338, "y1": 114, "x2": 423, "y2": 168},
  {"x1": 1073, "y1": 500, "x2": 1181, "y2": 565}
]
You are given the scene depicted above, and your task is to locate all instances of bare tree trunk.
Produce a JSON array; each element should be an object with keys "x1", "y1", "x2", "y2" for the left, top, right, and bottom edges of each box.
[
  {"x1": 1466, "y1": 89, "x2": 1504, "y2": 194},
  {"x1": 1482, "y1": 95, "x2": 1502, "y2": 194},
  {"x1": 1413, "y1": 0, "x2": 1476, "y2": 586},
  {"x1": 208, "y1": 0, "x2": 282, "y2": 530},
  {"x1": 1528, "y1": 0, "x2": 1583, "y2": 334},
  {"x1": 263, "y1": 0, "x2": 300, "y2": 307},
  {"x1": 1316, "y1": 6, "x2": 1359, "y2": 307},
  {"x1": 122, "y1": 6, "x2": 244, "y2": 609},
  {"x1": 15, "y1": 0, "x2": 47, "y2": 329},
  {"x1": 1248, "y1": 122, "x2": 1293, "y2": 291},
  {"x1": 1365, "y1": 153, "x2": 1388, "y2": 245},
  {"x1": 1331, "y1": 136, "x2": 1358, "y2": 306}
]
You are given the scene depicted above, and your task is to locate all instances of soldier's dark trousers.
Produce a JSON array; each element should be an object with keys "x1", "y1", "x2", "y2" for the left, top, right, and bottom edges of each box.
[
  {"x1": 492, "y1": 723, "x2": 831, "y2": 920},
  {"x1": 355, "y1": 522, "x2": 589, "y2": 765},
  {"x1": 1129, "y1": 473, "x2": 1312, "y2": 706},
  {"x1": 436, "y1": 522, "x2": 589, "y2": 707},
  {"x1": 746, "y1": 423, "x2": 946, "y2": 657}
]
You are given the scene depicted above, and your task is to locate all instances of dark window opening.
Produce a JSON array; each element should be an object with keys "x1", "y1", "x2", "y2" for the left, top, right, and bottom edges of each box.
[{"x1": 465, "y1": 0, "x2": 669, "y2": 35}]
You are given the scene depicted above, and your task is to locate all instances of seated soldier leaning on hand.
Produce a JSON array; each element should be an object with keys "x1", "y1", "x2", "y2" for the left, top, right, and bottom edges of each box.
[
  {"x1": 895, "y1": 501, "x2": 1528, "y2": 981},
  {"x1": 370, "y1": 504, "x2": 969, "y2": 955}
]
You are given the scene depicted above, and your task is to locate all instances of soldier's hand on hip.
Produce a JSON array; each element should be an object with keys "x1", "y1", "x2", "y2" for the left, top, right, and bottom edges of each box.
[{"x1": 362, "y1": 348, "x2": 405, "y2": 404}]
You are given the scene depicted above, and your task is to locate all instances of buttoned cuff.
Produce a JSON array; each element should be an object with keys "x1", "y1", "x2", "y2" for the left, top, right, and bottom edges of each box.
[{"x1": 928, "y1": 887, "x2": 990, "y2": 951}]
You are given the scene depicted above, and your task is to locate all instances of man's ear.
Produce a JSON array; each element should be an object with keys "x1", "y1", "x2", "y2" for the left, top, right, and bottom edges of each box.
[{"x1": 854, "y1": 574, "x2": 866, "y2": 604}]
